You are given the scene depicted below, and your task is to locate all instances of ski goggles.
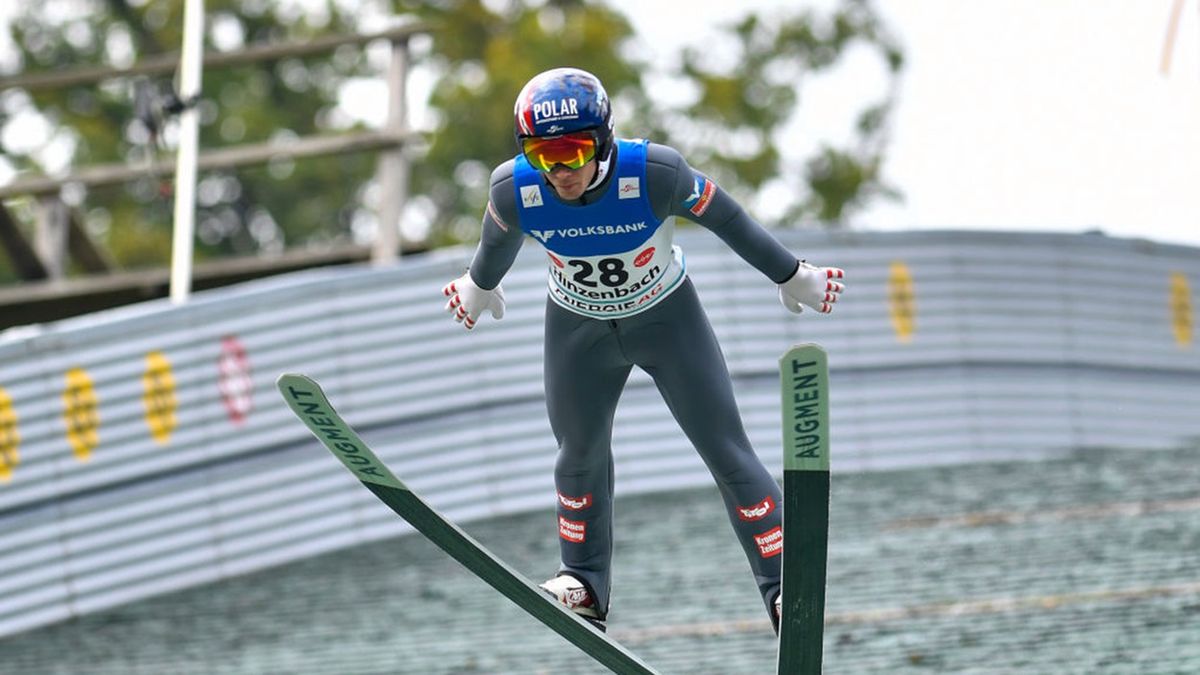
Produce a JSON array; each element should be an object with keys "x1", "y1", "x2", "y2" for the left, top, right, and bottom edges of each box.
[{"x1": 521, "y1": 131, "x2": 598, "y2": 172}]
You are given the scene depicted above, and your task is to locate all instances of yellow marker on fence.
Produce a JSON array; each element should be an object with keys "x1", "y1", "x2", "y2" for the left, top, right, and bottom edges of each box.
[
  {"x1": 63, "y1": 367, "x2": 99, "y2": 461},
  {"x1": 888, "y1": 261, "x2": 916, "y2": 343},
  {"x1": 143, "y1": 351, "x2": 178, "y2": 444},
  {"x1": 0, "y1": 387, "x2": 19, "y2": 482},
  {"x1": 1170, "y1": 272, "x2": 1192, "y2": 348}
]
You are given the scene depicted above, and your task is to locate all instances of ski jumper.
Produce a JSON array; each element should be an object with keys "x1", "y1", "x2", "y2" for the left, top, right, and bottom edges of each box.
[{"x1": 472, "y1": 139, "x2": 800, "y2": 618}]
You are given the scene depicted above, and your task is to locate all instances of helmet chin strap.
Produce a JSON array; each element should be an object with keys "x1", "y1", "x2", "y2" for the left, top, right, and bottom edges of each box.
[{"x1": 585, "y1": 151, "x2": 612, "y2": 192}]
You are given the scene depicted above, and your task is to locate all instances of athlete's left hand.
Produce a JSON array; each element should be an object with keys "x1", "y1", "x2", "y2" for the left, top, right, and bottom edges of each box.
[{"x1": 778, "y1": 261, "x2": 845, "y2": 314}]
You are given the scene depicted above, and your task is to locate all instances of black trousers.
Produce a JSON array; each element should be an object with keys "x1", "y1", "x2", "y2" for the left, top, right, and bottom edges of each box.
[{"x1": 543, "y1": 278, "x2": 783, "y2": 619}]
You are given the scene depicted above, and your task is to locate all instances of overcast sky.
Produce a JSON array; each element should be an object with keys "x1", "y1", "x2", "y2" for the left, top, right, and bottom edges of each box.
[{"x1": 607, "y1": 0, "x2": 1200, "y2": 248}]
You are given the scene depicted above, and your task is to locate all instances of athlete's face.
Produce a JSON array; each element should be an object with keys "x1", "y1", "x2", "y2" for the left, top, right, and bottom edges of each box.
[{"x1": 544, "y1": 159, "x2": 597, "y2": 201}]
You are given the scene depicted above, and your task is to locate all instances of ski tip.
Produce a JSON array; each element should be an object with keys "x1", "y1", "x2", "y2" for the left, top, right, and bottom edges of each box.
[
  {"x1": 276, "y1": 373, "x2": 325, "y2": 399},
  {"x1": 780, "y1": 343, "x2": 827, "y2": 366},
  {"x1": 276, "y1": 372, "x2": 311, "y2": 386}
]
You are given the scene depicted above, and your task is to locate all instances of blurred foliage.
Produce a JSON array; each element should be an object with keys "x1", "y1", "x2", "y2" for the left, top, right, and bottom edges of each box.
[
  {"x1": 0, "y1": 0, "x2": 903, "y2": 277},
  {"x1": 392, "y1": 0, "x2": 644, "y2": 246},
  {"x1": 660, "y1": 0, "x2": 905, "y2": 224},
  {"x1": 2, "y1": 0, "x2": 376, "y2": 271}
]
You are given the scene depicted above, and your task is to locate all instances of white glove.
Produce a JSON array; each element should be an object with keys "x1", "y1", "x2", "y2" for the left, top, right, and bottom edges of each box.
[
  {"x1": 442, "y1": 272, "x2": 505, "y2": 330},
  {"x1": 778, "y1": 261, "x2": 845, "y2": 314}
]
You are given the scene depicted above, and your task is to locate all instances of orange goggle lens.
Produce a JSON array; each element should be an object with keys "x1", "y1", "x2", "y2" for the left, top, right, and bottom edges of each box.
[{"x1": 521, "y1": 132, "x2": 597, "y2": 172}]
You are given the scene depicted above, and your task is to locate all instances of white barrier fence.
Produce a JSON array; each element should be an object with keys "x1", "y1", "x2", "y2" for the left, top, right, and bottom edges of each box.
[{"x1": 0, "y1": 229, "x2": 1197, "y2": 638}]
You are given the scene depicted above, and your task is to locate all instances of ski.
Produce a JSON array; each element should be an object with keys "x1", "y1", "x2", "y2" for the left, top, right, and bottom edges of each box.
[
  {"x1": 777, "y1": 344, "x2": 831, "y2": 675},
  {"x1": 276, "y1": 373, "x2": 659, "y2": 675}
]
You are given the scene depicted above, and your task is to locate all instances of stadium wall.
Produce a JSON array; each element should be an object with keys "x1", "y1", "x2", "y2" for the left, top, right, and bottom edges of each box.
[{"x1": 0, "y1": 229, "x2": 1196, "y2": 638}]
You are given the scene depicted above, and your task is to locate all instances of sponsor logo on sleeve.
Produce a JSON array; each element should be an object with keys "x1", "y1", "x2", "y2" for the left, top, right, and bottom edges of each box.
[
  {"x1": 682, "y1": 174, "x2": 716, "y2": 217},
  {"x1": 737, "y1": 495, "x2": 776, "y2": 522},
  {"x1": 633, "y1": 247, "x2": 655, "y2": 268},
  {"x1": 485, "y1": 200, "x2": 508, "y2": 232},
  {"x1": 617, "y1": 177, "x2": 640, "y2": 199},
  {"x1": 754, "y1": 526, "x2": 783, "y2": 558},
  {"x1": 559, "y1": 515, "x2": 586, "y2": 543},
  {"x1": 558, "y1": 492, "x2": 593, "y2": 510},
  {"x1": 521, "y1": 184, "x2": 544, "y2": 208}
]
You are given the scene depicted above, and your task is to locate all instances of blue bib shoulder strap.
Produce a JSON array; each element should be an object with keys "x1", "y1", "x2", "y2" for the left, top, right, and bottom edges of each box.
[
  {"x1": 511, "y1": 139, "x2": 658, "y2": 257},
  {"x1": 613, "y1": 137, "x2": 648, "y2": 185}
]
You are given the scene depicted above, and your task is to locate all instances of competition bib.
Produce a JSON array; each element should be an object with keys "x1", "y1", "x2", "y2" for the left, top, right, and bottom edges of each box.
[
  {"x1": 544, "y1": 227, "x2": 686, "y2": 318},
  {"x1": 512, "y1": 138, "x2": 688, "y2": 319}
]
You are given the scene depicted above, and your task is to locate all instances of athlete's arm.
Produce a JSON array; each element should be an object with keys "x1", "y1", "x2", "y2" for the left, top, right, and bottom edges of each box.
[
  {"x1": 645, "y1": 143, "x2": 798, "y2": 283},
  {"x1": 645, "y1": 143, "x2": 844, "y2": 314},
  {"x1": 441, "y1": 161, "x2": 525, "y2": 330},
  {"x1": 468, "y1": 160, "x2": 526, "y2": 290}
]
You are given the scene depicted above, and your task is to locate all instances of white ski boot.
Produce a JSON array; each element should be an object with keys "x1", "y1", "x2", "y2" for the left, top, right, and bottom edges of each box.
[{"x1": 539, "y1": 574, "x2": 605, "y2": 631}]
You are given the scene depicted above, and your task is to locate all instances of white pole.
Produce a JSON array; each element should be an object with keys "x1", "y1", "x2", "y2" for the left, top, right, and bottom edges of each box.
[
  {"x1": 372, "y1": 38, "x2": 409, "y2": 265},
  {"x1": 170, "y1": 0, "x2": 205, "y2": 305}
]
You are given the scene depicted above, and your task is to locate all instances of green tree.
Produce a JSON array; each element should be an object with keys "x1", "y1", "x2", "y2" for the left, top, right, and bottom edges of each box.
[
  {"x1": 2, "y1": 0, "x2": 377, "y2": 270},
  {"x1": 643, "y1": 0, "x2": 905, "y2": 225},
  {"x1": 394, "y1": 0, "x2": 642, "y2": 246},
  {"x1": 0, "y1": 0, "x2": 903, "y2": 280},
  {"x1": 397, "y1": 0, "x2": 903, "y2": 240}
]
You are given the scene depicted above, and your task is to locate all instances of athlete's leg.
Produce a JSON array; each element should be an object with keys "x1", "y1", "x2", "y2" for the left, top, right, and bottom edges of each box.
[
  {"x1": 619, "y1": 280, "x2": 783, "y2": 613},
  {"x1": 543, "y1": 299, "x2": 633, "y2": 616}
]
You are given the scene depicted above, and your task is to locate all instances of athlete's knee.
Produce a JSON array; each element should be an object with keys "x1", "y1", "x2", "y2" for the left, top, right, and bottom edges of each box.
[
  {"x1": 704, "y1": 444, "x2": 765, "y2": 484},
  {"x1": 555, "y1": 439, "x2": 611, "y2": 473}
]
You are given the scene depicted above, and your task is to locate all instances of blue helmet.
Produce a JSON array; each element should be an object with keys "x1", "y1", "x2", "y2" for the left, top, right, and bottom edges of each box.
[{"x1": 514, "y1": 67, "x2": 614, "y2": 162}]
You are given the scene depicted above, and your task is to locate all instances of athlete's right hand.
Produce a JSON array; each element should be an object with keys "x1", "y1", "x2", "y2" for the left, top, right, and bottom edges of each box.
[{"x1": 442, "y1": 272, "x2": 506, "y2": 330}]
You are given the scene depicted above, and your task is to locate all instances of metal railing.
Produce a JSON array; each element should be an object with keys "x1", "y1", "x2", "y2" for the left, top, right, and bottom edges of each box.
[{"x1": 0, "y1": 22, "x2": 428, "y2": 280}]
